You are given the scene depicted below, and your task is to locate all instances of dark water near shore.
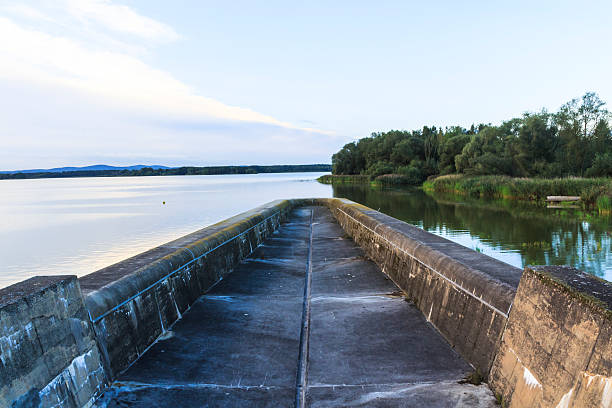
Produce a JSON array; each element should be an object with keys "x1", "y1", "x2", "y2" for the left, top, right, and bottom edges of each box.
[{"x1": 332, "y1": 184, "x2": 612, "y2": 281}]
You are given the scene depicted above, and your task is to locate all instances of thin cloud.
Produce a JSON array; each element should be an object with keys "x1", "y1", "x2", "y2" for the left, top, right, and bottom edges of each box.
[
  {"x1": 0, "y1": 2, "x2": 331, "y2": 134},
  {"x1": 1, "y1": 4, "x2": 55, "y2": 22},
  {"x1": 63, "y1": 0, "x2": 180, "y2": 42}
]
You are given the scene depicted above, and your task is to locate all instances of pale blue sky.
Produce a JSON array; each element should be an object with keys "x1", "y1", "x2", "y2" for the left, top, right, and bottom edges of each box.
[{"x1": 1, "y1": 0, "x2": 611, "y2": 170}]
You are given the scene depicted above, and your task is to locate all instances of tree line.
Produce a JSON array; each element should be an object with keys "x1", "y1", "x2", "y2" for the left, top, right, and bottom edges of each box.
[
  {"x1": 332, "y1": 92, "x2": 612, "y2": 183},
  {"x1": 0, "y1": 164, "x2": 332, "y2": 180}
]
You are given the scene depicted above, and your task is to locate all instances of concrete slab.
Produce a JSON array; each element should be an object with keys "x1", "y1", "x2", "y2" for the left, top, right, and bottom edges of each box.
[
  {"x1": 96, "y1": 206, "x2": 497, "y2": 407},
  {"x1": 209, "y1": 261, "x2": 305, "y2": 296},
  {"x1": 308, "y1": 295, "x2": 470, "y2": 386},
  {"x1": 311, "y1": 257, "x2": 397, "y2": 296},
  {"x1": 118, "y1": 296, "x2": 303, "y2": 387},
  {"x1": 311, "y1": 237, "x2": 364, "y2": 263}
]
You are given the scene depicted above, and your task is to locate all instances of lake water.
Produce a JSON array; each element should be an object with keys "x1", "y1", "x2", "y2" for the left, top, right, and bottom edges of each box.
[
  {"x1": 0, "y1": 173, "x2": 332, "y2": 288},
  {"x1": 333, "y1": 184, "x2": 612, "y2": 282},
  {"x1": 1, "y1": 174, "x2": 610, "y2": 288}
]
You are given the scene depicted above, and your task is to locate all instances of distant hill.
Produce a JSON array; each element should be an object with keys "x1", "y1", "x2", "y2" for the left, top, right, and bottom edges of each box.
[
  {"x1": 0, "y1": 164, "x2": 171, "y2": 174},
  {"x1": 0, "y1": 164, "x2": 332, "y2": 180}
]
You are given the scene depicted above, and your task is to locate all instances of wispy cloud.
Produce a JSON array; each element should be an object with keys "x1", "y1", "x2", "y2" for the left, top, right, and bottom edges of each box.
[
  {"x1": 2, "y1": 3, "x2": 55, "y2": 22},
  {"x1": 0, "y1": 0, "x2": 331, "y2": 133},
  {"x1": 0, "y1": 0, "x2": 341, "y2": 169},
  {"x1": 62, "y1": 0, "x2": 179, "y2": 42}
]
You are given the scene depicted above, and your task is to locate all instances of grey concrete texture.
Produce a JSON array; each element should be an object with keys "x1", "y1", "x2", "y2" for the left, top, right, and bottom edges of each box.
[
  {"x1": 0, "y1": 276, "x2": 106, "y2": 408},
  {"x1": 82, "y1": 200, "x2": 295, "y2": 379},
  {"x1": 529, "y1": 264, "x2": 612, "y2": 310},
  {"x1": 96, "y1": 206, "x2": 496, "y2": 407},
  {"x1": 332, "y1": 203, "x2": 520, "y2": 313},
  {"x1": 327, "y1": 199, "x2": 519, "y2": 375},
  {"x1": 489, "y1": 266, "x2": 612, "y2": 408}
]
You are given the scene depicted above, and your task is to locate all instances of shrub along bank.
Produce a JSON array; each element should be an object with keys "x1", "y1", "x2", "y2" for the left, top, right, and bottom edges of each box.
[
  {"x1": 423, "y1": 175, "x2": 612, "y2": 212},
  {"x1": 318, "y1": 173, "x2": 420, "y2": 186}
]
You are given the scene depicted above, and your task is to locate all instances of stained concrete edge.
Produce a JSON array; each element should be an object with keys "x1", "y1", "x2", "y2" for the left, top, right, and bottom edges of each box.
[{"x1": 80, "y1": 200, "x2": 296, "y2": 320}]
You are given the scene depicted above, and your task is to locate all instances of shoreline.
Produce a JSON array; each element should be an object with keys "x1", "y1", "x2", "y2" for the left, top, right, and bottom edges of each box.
[
  {"x1": 0, "y1": 164, "x2": 332, "y2": 181},
  {"x1": 319, "y1": 174, "x2": 612, "y2": 213}
]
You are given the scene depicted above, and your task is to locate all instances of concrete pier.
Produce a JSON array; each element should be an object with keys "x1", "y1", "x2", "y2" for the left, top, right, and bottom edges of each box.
[
  {"x1": 94, "y1": 206, "x2": 495, "y2": 407},
  {"x1": 4, "y1": 198, "x2": 611, "y2": 407}
]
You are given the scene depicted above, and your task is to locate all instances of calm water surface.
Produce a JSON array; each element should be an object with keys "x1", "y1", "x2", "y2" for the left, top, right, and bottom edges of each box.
[
  {"x1": 0, "y1": 173, "x2": 332, "y2": 287},
  {"x1": 333, "y1": 184, "x2": 612, "y2": 281},
  {"x1": 1, "y1": 175, "x2": 610, "y2": 288}
]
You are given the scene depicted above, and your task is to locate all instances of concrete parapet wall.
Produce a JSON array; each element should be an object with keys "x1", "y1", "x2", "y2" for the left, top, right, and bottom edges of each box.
[
  {"x1": 320, "y1": 198, "x2": 522, "y2": 376},
  {"x1": 489, "y1": 266, "x2": 612, "y2": 408},
  {"x1": 0, "y1": 276, "x2": 106, "y2": 408},
  {"x1": 4, "y1": 197, "x2": 612, "y2": 408},
  {"x1": 79, "y1": 199, "x2": 295, "y2": 379}
]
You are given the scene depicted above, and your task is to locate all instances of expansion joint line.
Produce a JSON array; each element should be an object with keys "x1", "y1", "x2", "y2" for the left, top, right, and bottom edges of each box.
[{"x1": 296, "y1": 208, "x2": 314, "y2": 408}]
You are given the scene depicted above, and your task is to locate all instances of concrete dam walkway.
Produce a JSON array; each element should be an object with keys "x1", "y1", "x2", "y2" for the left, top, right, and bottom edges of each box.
[{"x1": 96, "y1": 206, "x2": 496, "y2": 407}]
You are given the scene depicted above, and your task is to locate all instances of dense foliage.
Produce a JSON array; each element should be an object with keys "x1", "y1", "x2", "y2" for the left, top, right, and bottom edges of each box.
[
  {"x1": 0, "y1": 164, "x2": 331, "y2": 180},
  {"x1": 332, "y1": 93, "x2": 612, "y2": 183}
]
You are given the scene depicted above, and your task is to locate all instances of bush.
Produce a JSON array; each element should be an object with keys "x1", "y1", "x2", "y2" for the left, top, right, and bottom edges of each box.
[
  {"x1": 397, "y1": 165, "x2": 425, "y2": 184},
  {"x1": 375, "y1": 174, "x2": 419, "y2": 185},
  {"x1": 586, "y1": 153, "x2": 612, "y2": 177},
  {"x1": 365, "y1": 161, "x2": 394, "y2": 178}
]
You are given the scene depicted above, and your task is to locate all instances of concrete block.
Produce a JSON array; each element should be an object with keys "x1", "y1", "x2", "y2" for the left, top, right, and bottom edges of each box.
[
  {"x1": 489, "y1": 265, "x2": 612, "y2": 408},
  {"x1": 0, "y1": 276, "x2": 106, "y2": 408}
]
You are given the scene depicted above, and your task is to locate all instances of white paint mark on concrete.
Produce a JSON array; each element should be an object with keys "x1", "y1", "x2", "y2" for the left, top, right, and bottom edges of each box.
[
  {"x1": 173, "y1": 296, "x2": 182, "y2": 320},
  {"x1": 68, "y1": 349, "x2": 92, "y2": 382},
  {"x1": 583, "y1": 372, "x2": 597, "y2": 388},
  {"x1": 555, "y1": 387, "x2": 573, "y2": 408},
  {"x1": 523, "y1": 366, "x2": 542, "y2": 389},
  {"x1": 157, "y1": 330, "x2": 175, "y2": 341},
  {"x1": 40, "y1": 348, "x2": 104, "y2": 407},
  {"x1": 127, "y1": 301, "x2": 138, "y2": 329},
  {"x1": 580, "y1": 372, "x2": 612, "y2": 407},
  {"x1": 205, "y1": 296, "x2": 236, "y2": 302},
  {"x1": 59, "y1": 296, "x2": 69, "y2": 311},
  {"x1": 601, "y1": 376, "x2": 612, "y2": 408}
]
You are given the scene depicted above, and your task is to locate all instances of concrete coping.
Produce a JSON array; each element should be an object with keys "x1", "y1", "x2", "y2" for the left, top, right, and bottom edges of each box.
[
  {"x1": 527, "y1": 265, "x2": 612, "y2": 317},
  {"x1": 326, "y1": 198, "x2": 522, "y2": 316},
  {"x1": 80, "y1": 199, "x2": 295, "y2": 321},
  {"x1": 0, "y1": 275, "x2": 77, "y2": 309}
]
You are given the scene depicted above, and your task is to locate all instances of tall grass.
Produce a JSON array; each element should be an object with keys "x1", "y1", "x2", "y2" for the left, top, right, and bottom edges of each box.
[
  {"x1": 317, "y1": 174, "x2": 372, "y2": 184},
  {"x1": 597, "y1": 194, "x2": 612, "y2": 213},
  {"x1": 373, "y1": 174, "x2": 419, "y2": 186},
  {"x1": 426, "y1": 175, "x2": 612, "y2": 202},
  {"x1": 319, "y1": 174, "x2": 420, "y2": 186}
]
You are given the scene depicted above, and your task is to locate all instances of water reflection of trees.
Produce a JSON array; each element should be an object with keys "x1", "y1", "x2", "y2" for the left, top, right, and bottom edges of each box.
[{"x1": 333, "y1": 185, "x2": 612, "y2": 278}]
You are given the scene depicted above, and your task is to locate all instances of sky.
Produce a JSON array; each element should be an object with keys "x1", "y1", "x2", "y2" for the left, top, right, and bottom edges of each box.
[{"x1": 1, "y1": 0, "x2": 612, "y2": 170}]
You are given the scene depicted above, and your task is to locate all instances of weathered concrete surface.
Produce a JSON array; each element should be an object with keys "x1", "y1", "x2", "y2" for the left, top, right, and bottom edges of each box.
[
  {"x1": 0, "y1": 276, "x2": 106, "y2": 408},
  {"x1": 95, "y1": 206, "x2": 496, "y2": 407},
  {"x1": 489, "y1": 266, "x2": 612, "y2": 408},
  {"x1": 326, "y1": 198, "x2": 520, "y2": 376},
  {"x1": 7, "y1": 198, "x2": 612, "y2": 407},
  {"x1": 80, "y1": 200, "x2": 293, "y2": 379}
]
